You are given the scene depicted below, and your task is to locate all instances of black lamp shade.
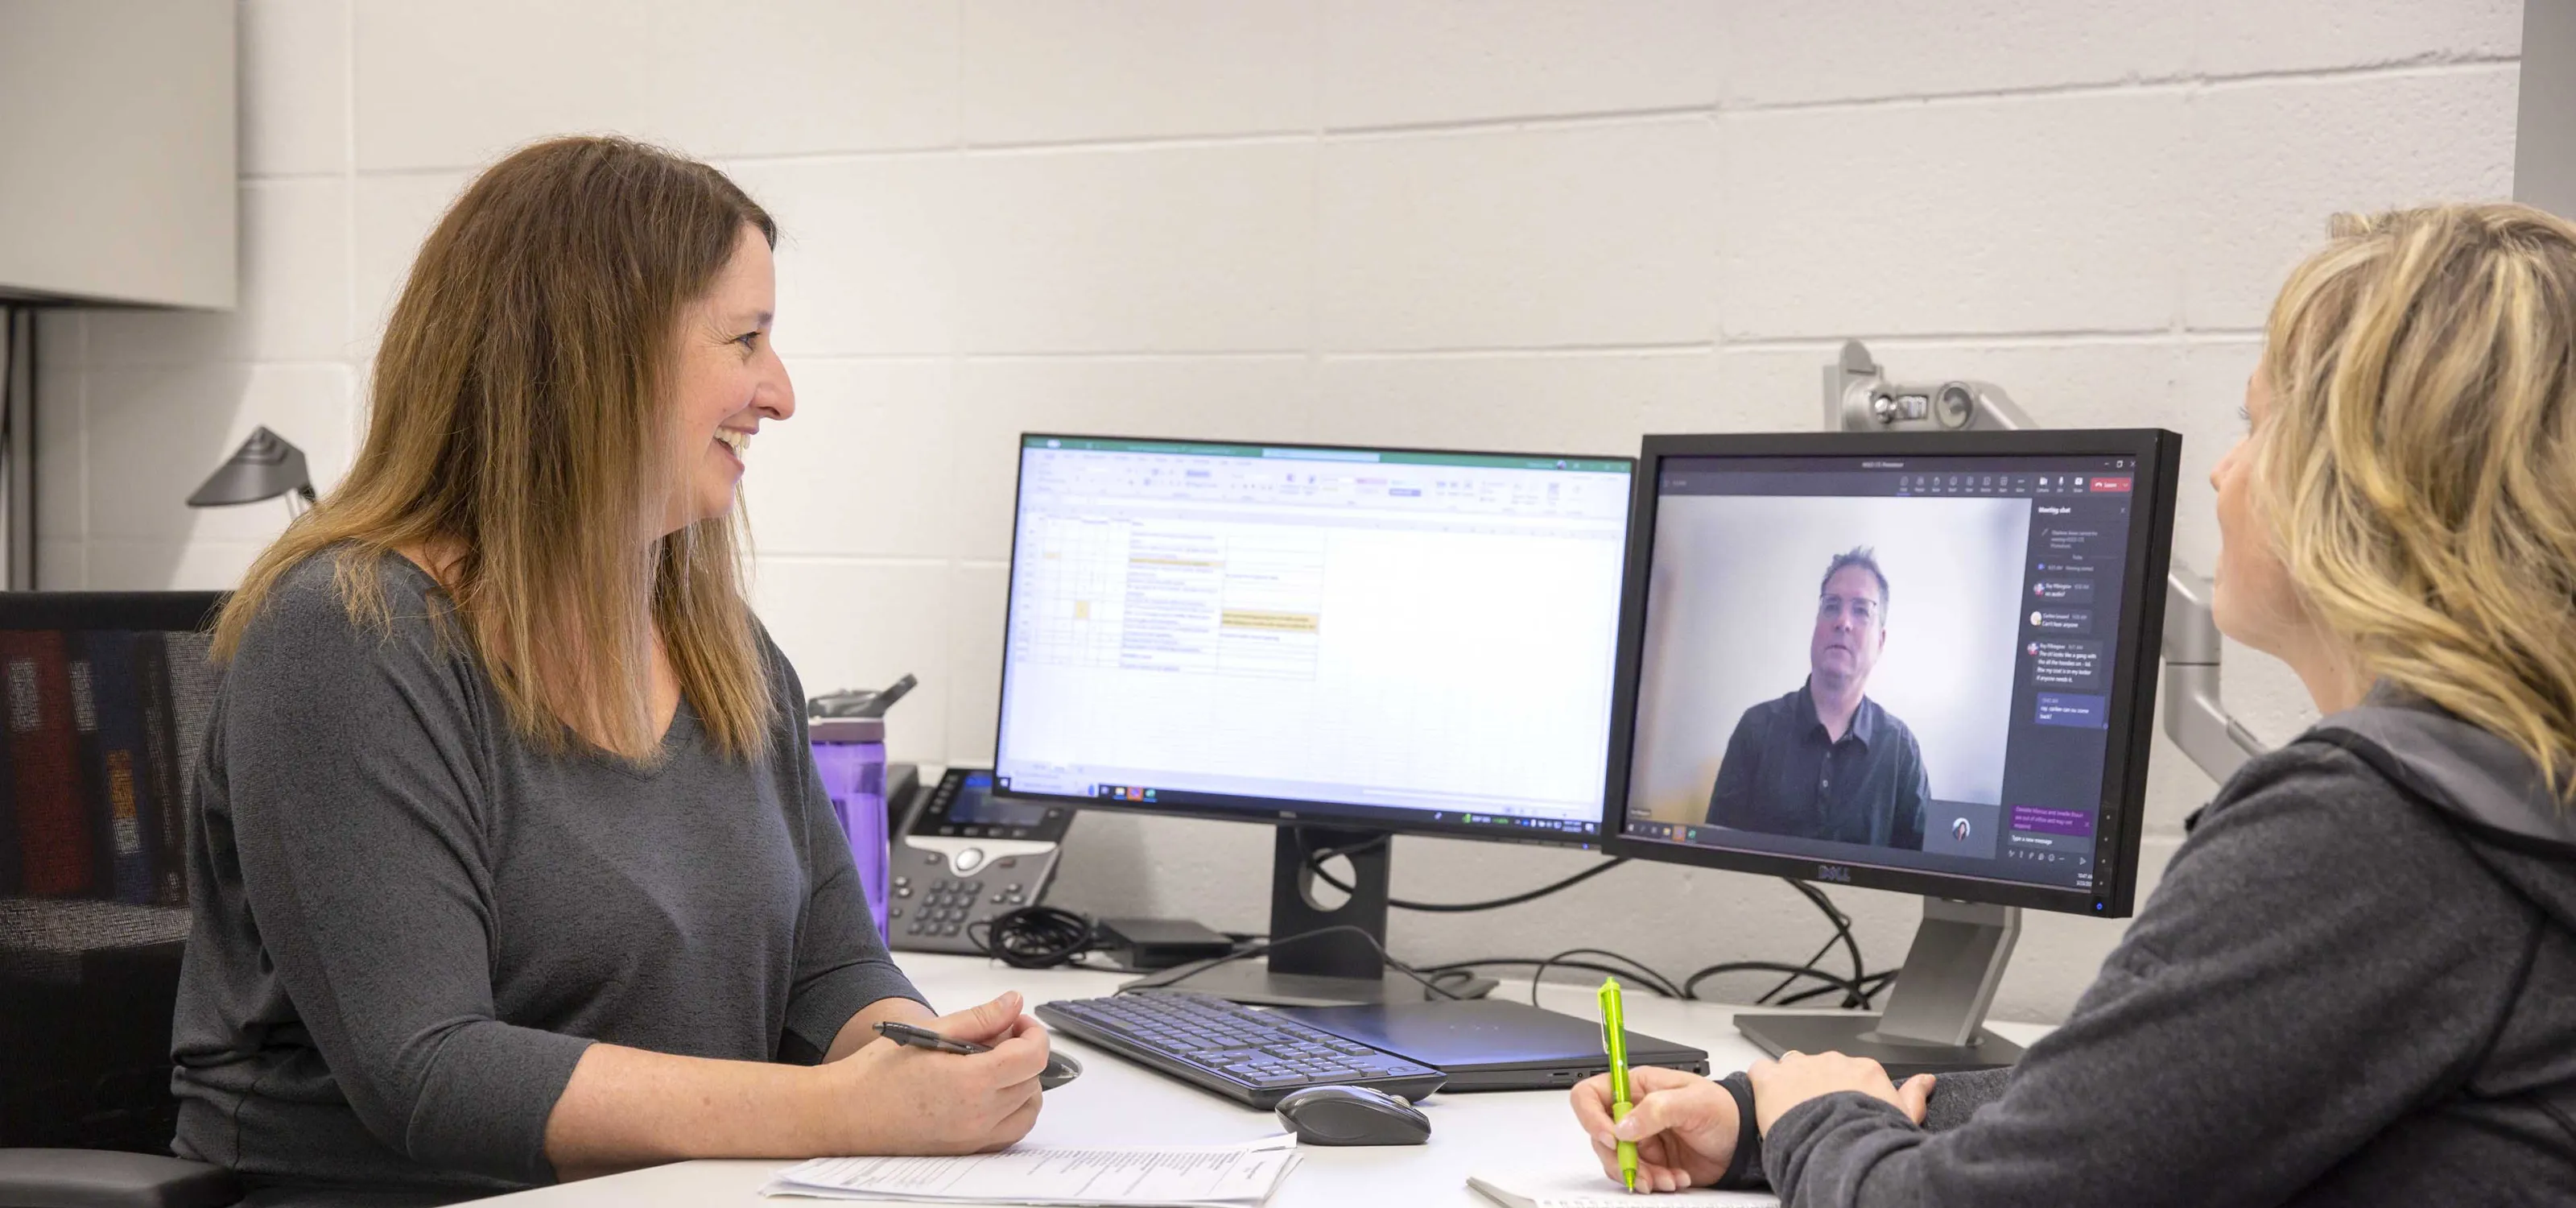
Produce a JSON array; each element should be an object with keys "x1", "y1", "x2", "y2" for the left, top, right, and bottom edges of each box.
[{"x1": 188, "y1": 426, "x2": 315, "y2": 507}]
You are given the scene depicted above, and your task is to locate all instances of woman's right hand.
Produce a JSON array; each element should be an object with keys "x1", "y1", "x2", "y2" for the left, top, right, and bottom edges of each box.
[
  {"x1": 1568, "y1": 1065, "x2": 1739, "y2": 1193},
  {"x1": 819, "y1": 991, "x2": 1051, "y2": 1154}
]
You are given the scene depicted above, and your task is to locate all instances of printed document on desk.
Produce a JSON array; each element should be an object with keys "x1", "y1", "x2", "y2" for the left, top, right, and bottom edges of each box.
[
  {"x1": 762, "y1": 1133, "x2": 1302, "y2": 1207},
  {"x1": 1468, "y1": 1169, "x2": 1777, "y2": 1208}
]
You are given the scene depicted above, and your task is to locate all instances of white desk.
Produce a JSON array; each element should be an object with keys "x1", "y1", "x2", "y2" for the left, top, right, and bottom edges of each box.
[{"x1": 469, "y1": 954, "x2": 2048, "y2": 1206}]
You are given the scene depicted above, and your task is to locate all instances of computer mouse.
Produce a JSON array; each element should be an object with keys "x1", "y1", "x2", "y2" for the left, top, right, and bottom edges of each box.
[
  {"x1": 1273, "y1": 1085, "x2": 1430, "y2": 1146},
  {"x1": 1040, "y1": 1049, "x2": 1083, "y2": 1091}
]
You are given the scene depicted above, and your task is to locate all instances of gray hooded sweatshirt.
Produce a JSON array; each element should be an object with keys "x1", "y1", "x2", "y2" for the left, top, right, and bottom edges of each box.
[{"x1": 1722, "y1": 693, "x2": 2576, "y2": 1206}]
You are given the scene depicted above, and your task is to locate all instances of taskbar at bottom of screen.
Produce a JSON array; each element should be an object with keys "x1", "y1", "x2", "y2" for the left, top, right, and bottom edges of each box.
[
  {"x1": 1622, "y1": 819, "x2": 2095, "y2": 893},
  {"x1": 1026, "y1": 777, "x2": 1604, "y2": 842}
]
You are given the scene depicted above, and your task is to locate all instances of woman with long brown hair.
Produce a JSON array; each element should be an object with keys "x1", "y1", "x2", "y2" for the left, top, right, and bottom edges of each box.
[
  {"x1": 1567, "y1": 203, "x2": 2576, "y2": 1204},
  {"x1": 169, "y1": 137, "x2": 1048, "y2": 1206}
]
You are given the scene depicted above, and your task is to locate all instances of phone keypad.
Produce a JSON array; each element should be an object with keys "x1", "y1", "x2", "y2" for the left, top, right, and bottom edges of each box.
[{"x1": 890, "y1": 875, "x2": 1030, "y2": 938}]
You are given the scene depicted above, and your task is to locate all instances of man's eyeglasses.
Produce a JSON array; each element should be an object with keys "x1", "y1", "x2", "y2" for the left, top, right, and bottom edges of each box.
[{"x1": 1818, "y1": 595, "x2": 1882, "y2": 626}]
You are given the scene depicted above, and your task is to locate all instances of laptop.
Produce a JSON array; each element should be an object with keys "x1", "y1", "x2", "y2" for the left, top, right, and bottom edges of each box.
[{"x1": 1276, "y1": 999, "x2": 1711, "y2": 1092}]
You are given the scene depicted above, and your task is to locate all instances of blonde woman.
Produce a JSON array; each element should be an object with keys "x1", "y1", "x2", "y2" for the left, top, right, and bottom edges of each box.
[
  {"x1": 171, "y1": 139, "x2": 1049, "y2": 1206},
  {"x1": 1570, "y1": 203, "x2": 2576, "y2": 1205}
]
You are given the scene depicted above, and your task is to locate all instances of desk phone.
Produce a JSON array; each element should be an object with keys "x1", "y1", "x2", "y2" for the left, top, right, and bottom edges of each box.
[{"x1": 888, "y1": 767, "x2": 1071, "y2": 953}]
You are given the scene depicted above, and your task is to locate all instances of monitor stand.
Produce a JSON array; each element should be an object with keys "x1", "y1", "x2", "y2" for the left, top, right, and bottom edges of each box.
[
  {"x1": 1732, "y1": 896, "x2": 2025, "y2": 1078},
  {"x1": 1121, "y1": 825, "x2": 1499, "y2": 1008}
]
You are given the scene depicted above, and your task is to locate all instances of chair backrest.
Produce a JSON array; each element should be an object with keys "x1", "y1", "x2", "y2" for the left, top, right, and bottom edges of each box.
[{"x1": 0, "y1": 591, "x2": 226, "y2": 1152}]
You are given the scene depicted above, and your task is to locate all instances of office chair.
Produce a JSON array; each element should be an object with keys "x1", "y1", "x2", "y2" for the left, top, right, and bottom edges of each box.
[{"x1": 0, "y1": 591, "x2": 244, "y2": 1208}]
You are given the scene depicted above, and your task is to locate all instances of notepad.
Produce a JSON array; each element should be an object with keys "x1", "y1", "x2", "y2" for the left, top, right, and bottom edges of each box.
[
  {"x1": 761, "y1": 1133, "x2": 1302, "y2": 1207},
  {"x1": 1466, "y1": 1169, "x2": 1777, "y2": 1208}
]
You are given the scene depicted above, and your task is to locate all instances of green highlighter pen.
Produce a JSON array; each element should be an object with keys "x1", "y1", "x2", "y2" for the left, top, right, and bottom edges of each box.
[{"x1": 1599, "y1": 977, "x2": 1639, "y2": 1193}]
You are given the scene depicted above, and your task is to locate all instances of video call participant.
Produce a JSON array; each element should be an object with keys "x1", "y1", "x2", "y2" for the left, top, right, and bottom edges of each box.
[
  {"x1": 1705, "y1": 548, "x2": 1930, "y2": 851},
  {"x1": 1571, "y1": 204, "x2": 2576, "y2": 1205}
]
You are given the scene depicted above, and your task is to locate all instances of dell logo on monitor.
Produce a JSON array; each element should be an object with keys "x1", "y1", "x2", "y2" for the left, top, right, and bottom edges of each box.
[{"x1": 1816, "y1": 864, "x2": 1852, "y2": 883}]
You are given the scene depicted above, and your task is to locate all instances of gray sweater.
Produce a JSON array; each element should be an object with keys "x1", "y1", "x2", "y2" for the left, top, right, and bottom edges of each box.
[
  {"x1": 1729, "y1": 693, "x2": 2576, "y2": 1206},
  {"x1": 168, "y1": 552, "x2": 923, "y2": 1205}
]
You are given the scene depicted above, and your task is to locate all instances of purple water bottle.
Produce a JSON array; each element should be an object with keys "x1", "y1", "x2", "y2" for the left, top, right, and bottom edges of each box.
[{"x1": 808, "y1": 676, "x2": 914, "y2": 940}]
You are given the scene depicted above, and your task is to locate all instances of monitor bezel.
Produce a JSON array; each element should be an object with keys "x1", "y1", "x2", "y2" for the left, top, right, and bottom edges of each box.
[
  {"x1": 1597, "y1": 428, "x2": 2181, "y2": 917},
  {"x1": 990, "y1": 431, "x2": 1638, "y2": 850}
]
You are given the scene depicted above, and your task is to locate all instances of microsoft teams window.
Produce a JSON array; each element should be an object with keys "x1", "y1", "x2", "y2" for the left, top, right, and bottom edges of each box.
[{"x1": 1620, "y1": 455, "x2": 2142, "y2": 892}]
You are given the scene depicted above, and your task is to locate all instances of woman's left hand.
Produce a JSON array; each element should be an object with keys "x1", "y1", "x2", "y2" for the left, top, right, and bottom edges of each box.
[{"x1": 1746, "y1": 1051, "x2": 1934, "y2": 1136}]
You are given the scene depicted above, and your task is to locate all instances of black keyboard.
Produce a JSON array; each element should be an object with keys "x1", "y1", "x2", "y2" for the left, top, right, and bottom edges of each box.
[{"x1": 1035, "y1": 991, "x2": 1448, "y2": 1108}]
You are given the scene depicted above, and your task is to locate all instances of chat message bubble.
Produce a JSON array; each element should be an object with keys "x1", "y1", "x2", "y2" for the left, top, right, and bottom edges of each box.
[
  {"x1": 2035, "y1": 691, "x2": 2107, "y2": 729},
  {"x1": 2028, "y1": 639, "x2": 2104, "y2": 692},
  {"x1": 2028, "y1": 608, "x2": 2091, "y2": 635},
  {"x1": 2030, "y1": 580, "x2": 2095, "y2": 605},
  {"x1": 2009, "y1": 805, "x2": 2097, "y2": 836}
]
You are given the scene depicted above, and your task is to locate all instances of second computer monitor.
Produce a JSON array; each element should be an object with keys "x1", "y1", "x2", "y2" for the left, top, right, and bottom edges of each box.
[
  {"x1": 1603, "y1": 429, "x2": 2180, "y2": 918},
  {"x1": 993, "y1": 435, "x2": 1633, "y2": 846}
]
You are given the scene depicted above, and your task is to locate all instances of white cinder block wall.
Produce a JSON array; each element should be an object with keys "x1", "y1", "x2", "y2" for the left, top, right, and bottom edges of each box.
[{"x1": 35, "y1": 1, "x2": 2524, "y2": 1023}]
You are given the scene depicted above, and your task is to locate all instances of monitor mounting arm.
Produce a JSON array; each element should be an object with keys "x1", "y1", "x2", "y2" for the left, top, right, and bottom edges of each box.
[{"x1": 1824, "y1": 340, "x2": 2266, "y2": 784}]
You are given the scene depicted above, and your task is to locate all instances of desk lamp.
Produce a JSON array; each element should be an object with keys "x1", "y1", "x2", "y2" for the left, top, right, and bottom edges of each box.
[{"x1": 187, "y1": 426, "x2": 316, "y2": 518}]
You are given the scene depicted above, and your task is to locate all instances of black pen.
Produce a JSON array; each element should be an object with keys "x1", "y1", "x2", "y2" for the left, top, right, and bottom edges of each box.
[{"x1": 873, "y1": 1020, "x2": 990, "y2": 1055}]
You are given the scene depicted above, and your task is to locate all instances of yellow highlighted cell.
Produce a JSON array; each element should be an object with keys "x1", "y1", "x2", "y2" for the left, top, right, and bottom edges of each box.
[{"x1": 1221, "y1": 610, "x2": 1319, "y2": 632}]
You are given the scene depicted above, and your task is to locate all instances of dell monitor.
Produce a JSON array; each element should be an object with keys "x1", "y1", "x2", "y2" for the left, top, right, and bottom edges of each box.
[
  {"x1": 1602, "y1": 428, "x2": 2181, "y2": 1074},
  {"x1": 993, "y1": 435, "x2": 1634, "y2": 1006}
]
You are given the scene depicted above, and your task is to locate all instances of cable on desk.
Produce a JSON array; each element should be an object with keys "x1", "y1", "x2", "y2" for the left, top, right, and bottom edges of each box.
[
  {"x1": 1773, "y1": 969, "x2": 1899, "y2": 1007},
  {"x1": 1294, "y1": 832, "x2": 1630, "y2": 913},
  {"x1": 1418, "y1": 953, "x2": 1684, "y2": 1000},
  {"x1": 1522, "y1": 947, "x2": 1686, "y2": 1006},
  {"x1": 1682, "y1": 960, "x2": 1872, "y2": 1005},
  {"x1": 1747, "y1": 896, "x2": 1859, "y2": 1006},
  {"x1": 1118, "y1": 924, "x2": 1466, "y2": 1000},
  {"x1": 967, "y1": 905, "x2": 1100, "y2": 970},
  {"x1": 1774, "y1": 878, "x2": 1868, "y2": 1007},
  {"x1": 1673, "y1": 878, "x2": 1872, "y2": 1006},
  {"x1": 1416, "y1": 957, "x2": 1676, "y2": 997},
  {"x1": 1426, "y1": 967, "x2": 1490, "y2": 993},
  {"x1": 1750, "y1": 931, "x2": 1847, "y2": 1005}
]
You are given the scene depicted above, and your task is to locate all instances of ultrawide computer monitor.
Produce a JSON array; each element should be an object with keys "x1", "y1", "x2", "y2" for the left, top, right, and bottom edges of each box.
[
  {"x1": 993, "y1": 434, "x2": 1635, "y2": 1004},
  {"x1": 1602, "y1": 428, "x2": 2181, "y2": 1073}
]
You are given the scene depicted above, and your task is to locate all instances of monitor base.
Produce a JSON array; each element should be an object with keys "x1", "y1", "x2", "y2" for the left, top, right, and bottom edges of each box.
[
  {"x1": 1733, "y1": 897, "x2": 2026, "y2": 1078},
  {"x1": 1732, "y1": 1011, "x2": 2022, "y2": 1079},
  {"x1": 1122, "y1": 962, "x2": 1497, "y2": 1008},
  {"x1": 1112, "y1": 826, "x2": 1504, "y2": 1007}
]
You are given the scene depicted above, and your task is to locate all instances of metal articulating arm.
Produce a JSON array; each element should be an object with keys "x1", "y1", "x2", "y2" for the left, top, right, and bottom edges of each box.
[{"x1": 1824, "y1": 339, "x2": 2267, "y2": 785}]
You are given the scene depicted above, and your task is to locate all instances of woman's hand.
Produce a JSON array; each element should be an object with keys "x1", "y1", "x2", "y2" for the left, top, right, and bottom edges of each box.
[
  {"x1": 1746, "y1": 1051, "x2": 1933, "y2": 1136},
  {"x1": 922, "y1": 991, "x2": 1035, "y2": 1049},
  {"x1": 817, "y1": 991, "x2": 1051, "y2": 1154},
  {"x1": 1568, "y1": 1065, "x2": 1739, "y2": 1193}
]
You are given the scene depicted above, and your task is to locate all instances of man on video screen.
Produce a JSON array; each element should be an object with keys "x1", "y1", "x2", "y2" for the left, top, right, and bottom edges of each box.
[{"x1": 1705, "y1": 548, "x2": 1930, "y2": 850}]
